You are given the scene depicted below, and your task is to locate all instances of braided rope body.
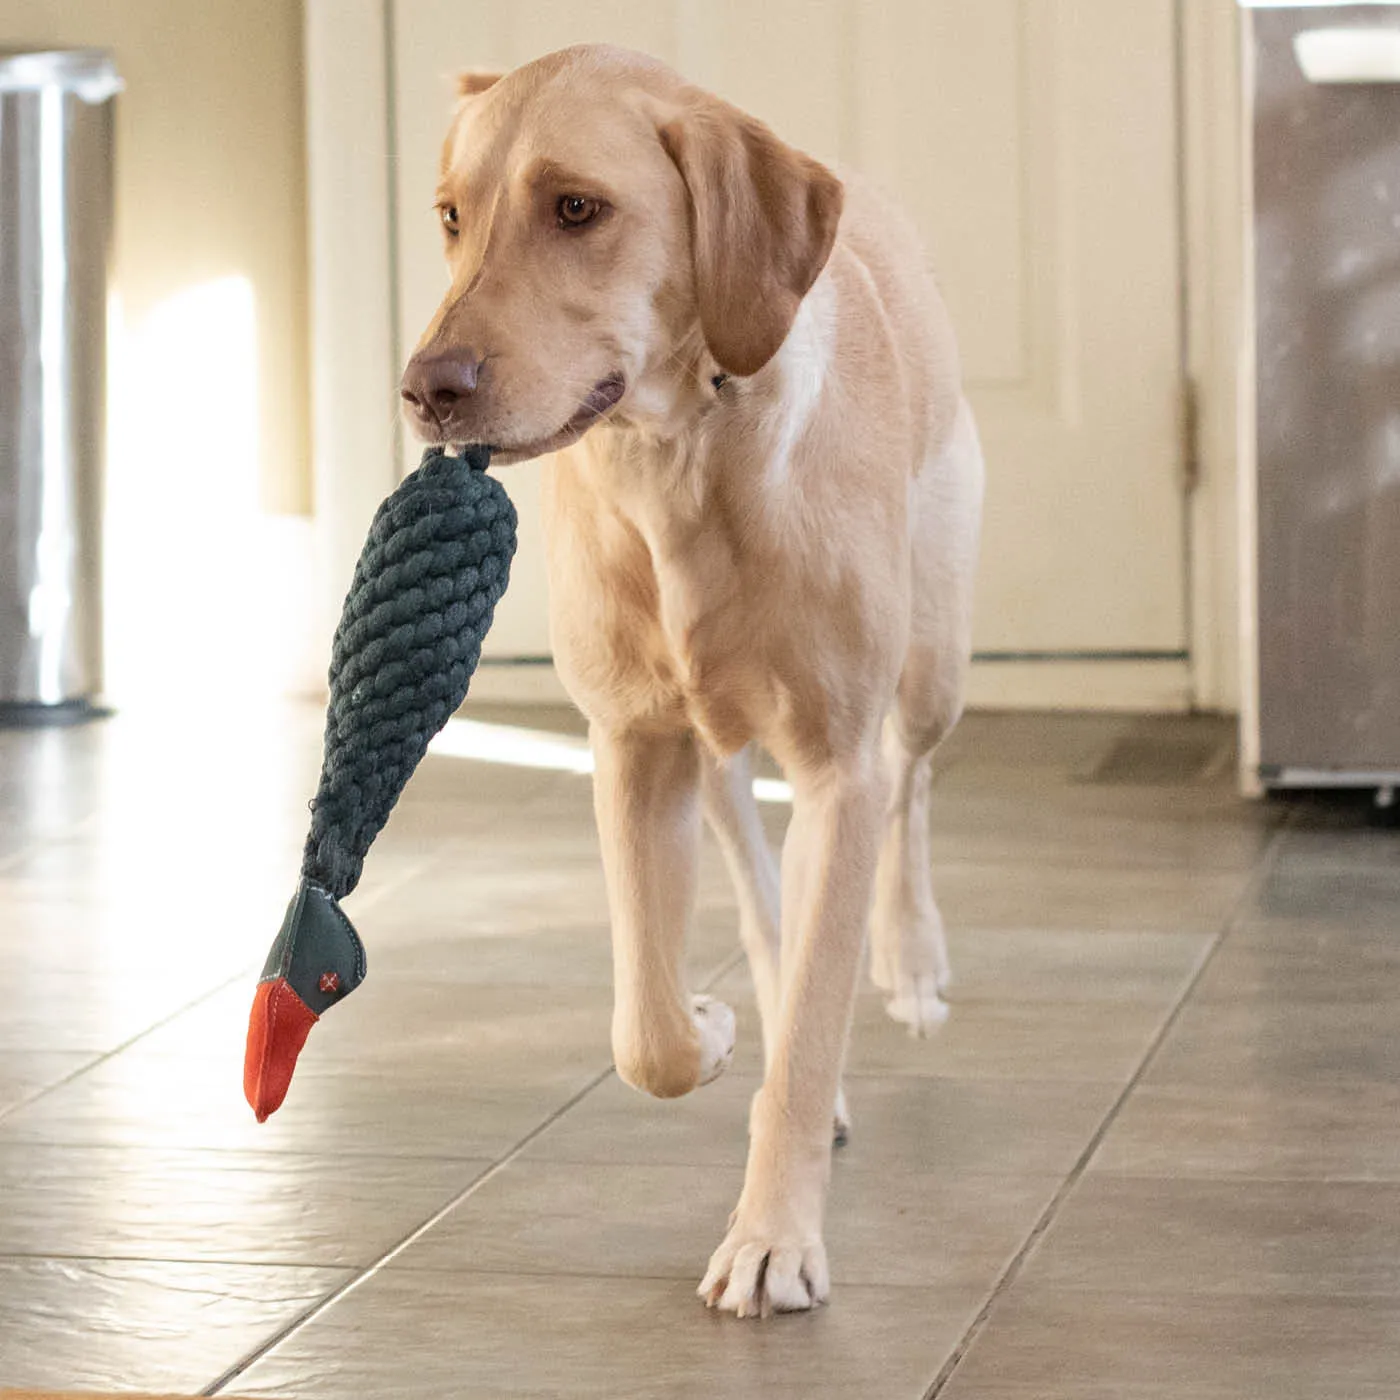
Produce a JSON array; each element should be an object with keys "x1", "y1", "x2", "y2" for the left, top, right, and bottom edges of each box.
[{"x1": 301, "y1": 445, "x2": 516, "y2": 898}]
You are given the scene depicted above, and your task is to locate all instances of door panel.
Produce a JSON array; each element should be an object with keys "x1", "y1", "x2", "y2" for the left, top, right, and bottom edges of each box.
[{"x1": 392, "y1": 0, "x2": 1185, "y2": 663}]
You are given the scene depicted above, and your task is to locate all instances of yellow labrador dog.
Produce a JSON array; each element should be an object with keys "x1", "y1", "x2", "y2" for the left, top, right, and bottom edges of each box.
[{"x1": 401, "y1": 44, "x2": 983, "y2": 1319}]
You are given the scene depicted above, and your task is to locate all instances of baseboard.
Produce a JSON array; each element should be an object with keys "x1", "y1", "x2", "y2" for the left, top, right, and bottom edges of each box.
[
  {"x1": 463, "y1": 658, "x2": 1196, "y2": 713},
  {"x1": 468, "y1": 661, "x2": 573, "y2": 704},
  {"x1": 964, "y1": 658, "x2": 1194, "y2": 712}
]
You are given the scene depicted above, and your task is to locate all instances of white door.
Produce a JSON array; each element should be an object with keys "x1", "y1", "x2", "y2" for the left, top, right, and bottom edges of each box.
[{"x1": 391, "y1": 0, "x2": 1187, "y2": 702}]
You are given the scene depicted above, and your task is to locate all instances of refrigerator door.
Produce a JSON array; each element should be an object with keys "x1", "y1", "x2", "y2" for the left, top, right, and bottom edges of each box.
[{"x1": 1249, "y1": 3, "x2": 1400, "y2": 781}]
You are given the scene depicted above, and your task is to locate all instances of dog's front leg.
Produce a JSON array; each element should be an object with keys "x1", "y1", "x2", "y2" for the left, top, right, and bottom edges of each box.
[
  {"x1": 593, "y1": 726, "x2": 736, "y2": 1098},
  {"x1": 700, "y1": 744, "x2": 886, "y2": 1316}
]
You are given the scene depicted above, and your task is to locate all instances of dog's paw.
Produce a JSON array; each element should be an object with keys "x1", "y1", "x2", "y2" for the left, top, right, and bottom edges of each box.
[
  {"x1": 691, "y1": 995, "x2": 736, "y2": 1086},
  {"x1": 870, "y1": 908, "x2": 953, "y2": 1008},
  {"x1": 698, "y1": 1221, "x2": 830, "y2": 1319},
  {"x1": 880, "y1": 972, "x2": 950, "y2": 1036}
]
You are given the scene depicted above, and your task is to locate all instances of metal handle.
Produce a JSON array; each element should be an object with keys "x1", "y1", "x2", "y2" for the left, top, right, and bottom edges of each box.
[{"x1": 1294, "y1": 28, "x2": 1400, "y2": 84}]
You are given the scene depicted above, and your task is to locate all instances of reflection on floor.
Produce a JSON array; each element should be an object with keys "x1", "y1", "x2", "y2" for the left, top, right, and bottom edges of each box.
[{"x1": 2, "y1": 704, "x2": 1399, "y2": 1397}]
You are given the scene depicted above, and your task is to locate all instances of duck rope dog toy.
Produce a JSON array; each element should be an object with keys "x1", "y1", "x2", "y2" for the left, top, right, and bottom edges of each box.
[{"x1": 243, "y1": 443, "x2": 516, "y2": 1121}]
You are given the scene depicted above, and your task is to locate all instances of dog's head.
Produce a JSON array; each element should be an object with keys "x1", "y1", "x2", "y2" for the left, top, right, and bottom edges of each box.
[{"x1": 400, "y1": 45, "x2": 843, "y2": 462}]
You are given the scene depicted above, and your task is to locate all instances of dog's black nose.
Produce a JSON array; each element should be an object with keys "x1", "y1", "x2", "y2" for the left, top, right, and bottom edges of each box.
[{"x1": 401, "y1": 351, "x2": 481, "y2": 424}]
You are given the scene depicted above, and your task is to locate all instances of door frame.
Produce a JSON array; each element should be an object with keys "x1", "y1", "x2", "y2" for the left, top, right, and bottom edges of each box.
[
  {"x1": 303, "y1": 0, "x2": 1246, "y2": 712},
  {"x1": 1180, "y1": 0, "x2": 1245, "y2": 717}
]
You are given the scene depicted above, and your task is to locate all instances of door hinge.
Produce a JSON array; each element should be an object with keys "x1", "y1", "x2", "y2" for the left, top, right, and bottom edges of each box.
[{"x1": 1181, "y1": 377, "x2": 1202, "y2": 495}]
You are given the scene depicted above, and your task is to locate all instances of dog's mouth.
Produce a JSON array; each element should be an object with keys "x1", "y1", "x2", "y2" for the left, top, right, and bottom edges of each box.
[{"x1": 485, "y1": 373, "x2": 626, "y2": 464}]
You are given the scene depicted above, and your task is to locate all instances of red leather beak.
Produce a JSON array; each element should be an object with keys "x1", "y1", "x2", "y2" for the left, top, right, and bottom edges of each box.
[{"x1": 243, "y1": 977, "x2": 319, "y2": 1122}]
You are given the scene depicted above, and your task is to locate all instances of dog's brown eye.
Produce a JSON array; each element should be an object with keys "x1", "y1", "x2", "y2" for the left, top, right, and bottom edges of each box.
[
  {"x1": 440, "y1": 205, "x2": 459, "y2": 236},
  {"x1": 557, "y1": 195, "x2": 601, "y2": 229}
]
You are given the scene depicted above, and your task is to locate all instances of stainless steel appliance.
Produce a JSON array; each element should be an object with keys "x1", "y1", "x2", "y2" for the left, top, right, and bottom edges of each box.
[
  {"x1": 1244, "y1": 1, "x2": 1400, "y2": 791},
  {"x1": 0, "y1": 49, "x2": 119, "y2": 718}
]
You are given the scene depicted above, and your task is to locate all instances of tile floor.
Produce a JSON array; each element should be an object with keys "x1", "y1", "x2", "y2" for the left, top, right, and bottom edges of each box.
[{"x1": 1, "y1": 704, "x2": 1398, "y2": 1397}]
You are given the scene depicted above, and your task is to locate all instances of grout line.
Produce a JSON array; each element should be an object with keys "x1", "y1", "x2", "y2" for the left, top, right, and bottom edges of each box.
[
  {"x1": 0, "y1": 967, "x2": 256, "y2": 1128},
  {"x1": 0, "y1": 851, "x2": 433, "y2": 1130},
  {"x1": 0, "y1": 810, "x2": 101, "y2": 877},
  {"x1": 920, "y1": 807, "x2": 1298, "y2": 1400},
  {"x1": 200, "y1": 1063, "x2": 617, "y2": 1396},
  {"x1": 0, "y1": 1247, "x2": 971, "y2": 1290},
  {"x1": 202, "y1": 943, "x2": 749, "y2": 1394}
]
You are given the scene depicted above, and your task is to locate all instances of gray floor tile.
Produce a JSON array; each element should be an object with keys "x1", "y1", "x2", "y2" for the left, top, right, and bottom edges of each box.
[
  {"x1": 932, "y1": 712, "x2": 1138, "y2": 777},
  {"x1": 942, "y1": 928, "x2": 1211, "y2": 1003},
  {"x1": 0, "y1": 1143, "x2": 489, "y2": 1268},
  {"x1": 364, "y1": 847, "x2": 617, "y2": 934},
  {"x1": 1271, "y1": 819, "x2": 1400, "y2": 873},
  {"x1": 1199, "y1": 920, "x2": 1400, "y2": 1003},
  {"x1": 391, "y1": 1158, "x2": 1057, "y2": 1289},
  {"x1": 284, "y1": 831, "x2": 735, "y2": 944},
  {"x1": 940, "y1": 1289, "x2": 1400, "y2": 1400},
  {"x1": 0, "y1": 890, "x2": 283, "y2": 984},
  {"x1": 523, "y1": 1071, "x2": 1121, "y2": 1176},
  {"x1": 229, "y1": 1268, "x2": 985, "y2": 1400},
  {"x1": 311, "y1": 974, "x2": 612, "y2": 1078},
  {"x1": 365, "y1": 903, "x2": 742, "y2": 989},
  {"x1": 845, "y1": 996, "x2": 1166, "y2": 1082},
  {"x1": 1022, "y1": 1174, "x2": 1400, "y2": 1297},
  {"x1": 131, "y1": 977, "x2": 616, "y2": 1084},
  {"x1": 0, "y1": 1053, "x2": 97, "y2": 1118},
  {"x1": 462, "y1": 699, "x2": 589, "y2": 736},
  {"x1": 0, "y1": 971, "x2": 239, "y2": 1054},
  {"x1": 927, "y1": 790, "x2": 1274, "y2": 872},
  {"x1": 378, "y1": 748, "x2": 575, "y2": 808},
  {"x1": 935, "y1": 861, "x2": 1249, "y2": 933},
  {"x1": 1248, "y1": 862, "x2": 1400, "y2": 928},
  {"x1": 1089, "y1": 1082, "x2": 1400, "y2": 1179},
  {"x1": 1143, "y1": 996, "x2": 1400, "y2": 1090},
  {"x1": 716, "y1": 980, "x2": 1168, "y2": 1083},
  {"x1": 0, "y1": 1047, "x2": 600, "y2": 1161},
  {"x1": 5, "y1": 704, "x2": 1392, "y2": 1396},
  {"x1": 0, "y1": 1257, "x2": 348, "y2": 1394},
  {"x1": 0, "y1": 836, "x2": 301, "y2": 903}
]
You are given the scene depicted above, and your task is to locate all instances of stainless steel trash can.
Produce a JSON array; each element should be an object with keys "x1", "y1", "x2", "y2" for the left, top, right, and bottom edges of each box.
[{"x1": 0, "y1": 49, "x2": 119, "y2": 720}]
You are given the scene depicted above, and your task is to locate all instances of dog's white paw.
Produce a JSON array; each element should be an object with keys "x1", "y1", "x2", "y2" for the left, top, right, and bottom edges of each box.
[
  {"x1": 699, "y1": 1221, "x2": 830, "y2": 1319},
  {"x1": 691, "y1": 995, "x2": 735, "y2": 1086},
  {"x1": 881, "y1": 973, "x2": 950, "y2": 1036},
  {"x1": 871, "y1": 905, "x2": 953, "y2": 1002}
]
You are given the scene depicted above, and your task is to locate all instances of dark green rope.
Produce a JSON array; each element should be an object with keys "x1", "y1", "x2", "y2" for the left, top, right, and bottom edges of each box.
[{"x1": 301, "y1": 444, "x2": 516, "y2": 898}]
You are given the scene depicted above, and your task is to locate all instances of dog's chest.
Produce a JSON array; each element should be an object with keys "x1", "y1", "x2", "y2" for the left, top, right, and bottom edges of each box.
[
  {"x1": 584, "y1": 501, "x2": 770, "y2": 750},
  {"x1": 649, "y1": 521, "x2": 769, "y2": 744}
]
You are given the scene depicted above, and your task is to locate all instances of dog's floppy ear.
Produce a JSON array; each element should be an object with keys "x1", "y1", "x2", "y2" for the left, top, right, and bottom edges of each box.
[
  {"x1": 657, "y1": 94, "x2": 843, "y2": 377},
  {"x1": 456, "y1": 70, "x2": 503, "y2": 100}
]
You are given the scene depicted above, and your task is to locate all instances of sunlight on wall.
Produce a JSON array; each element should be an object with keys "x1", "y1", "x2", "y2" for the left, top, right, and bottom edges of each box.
[{"x1": 105, "y1": 275, "x2": 313, "y2": 705}]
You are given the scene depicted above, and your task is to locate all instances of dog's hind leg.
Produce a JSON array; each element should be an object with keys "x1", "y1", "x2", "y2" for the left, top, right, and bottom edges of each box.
[
  {"x1": 700, "y1": 746, "x2": 782, "y2": 1060},
  {"x1": 870, "y1": 715, "x2": 953, "y2": 1031},
  {"x1": 594, "y1": 726, "x2": 736, "y2": 1097},
  {"x1": 701, "y1": 745, "x2": 852, "y2": 1144},
  {"x1": 870, "y1": 398, "x2": 983, "y2": 1034}
]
